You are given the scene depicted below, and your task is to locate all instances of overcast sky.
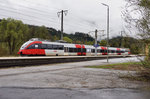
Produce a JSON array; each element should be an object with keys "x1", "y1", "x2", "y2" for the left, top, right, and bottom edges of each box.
[{"x1": 0, "y1": 0, "x2": 128, "y2": 38}]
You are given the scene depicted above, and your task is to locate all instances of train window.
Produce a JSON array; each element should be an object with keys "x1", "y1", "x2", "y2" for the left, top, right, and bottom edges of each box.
[
  {"x1": 27, "y1": 44, "x2": 35, "y2": 49},
  {"x1": 68, "y1": 48, "x2": 78, "y2": 52},
  {"x1": 108, "y1": 50, "x2": 111, "y2": 53},
  {"x1": 53, "y1": 45, "x2": 58, "y2": 50},
  {"x1": 104, "y1": 50, "x2": 107, "y2": 53},
  {"x1": 74, "y1": 48, "x2": 78, "y2": 52},
  {"x1": 121, "y1": 51, "x2": 125, "y2": 53},
  {"x1": 91, "y1": 49, "x2": 95, "y2": 53},
  {"x1": 77, "y1": 48, "x2": 81, "y2": 52},
  {"x1": 100, "y1": 50, "x2": 103, "y2": 53},
  {"x1": 101, "y1": 50, "x2": 104, "y2": 53},
  {"x1": 111, "y1": 50, "x2": 115, "y2": 53},
  {"x1": 83, "y1": 48, "x2": 86, "y2": 52},
  {"x1": 116, "y1": 51, "x2": 121, "y2": 53},
  {"x1": 69, "y1": 48, "x2": 74, "y2": 52},
  {"x1": 47, "y1": 44, "x2": 52, "y2": 49},
  {"x1": 58, "y1": 45, "x2": 64, "y2": 50},
  {"x1": 35, "y1": 44, "x2": 39, "y2": 49},
  {"x1": 41, "y1": 44, "x2": 47, "y2": 49}
]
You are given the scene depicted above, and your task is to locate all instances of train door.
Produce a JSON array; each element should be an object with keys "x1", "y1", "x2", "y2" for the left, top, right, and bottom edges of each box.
[
  {"x1": 81, "y1": 45, "x2": 86, "y2": 56},
  {"x1": 75, "y1": 44, "x2": 82, "y2": 56},
  {"x1": 86, "y1": 48, "x2": 92, "y2": 56},
  {"x1": 64, "y1": 47, "x2": 69, "y2": 56},
  {"x1": 117, "y1": 48, "x2": 121, "y2": 55}
]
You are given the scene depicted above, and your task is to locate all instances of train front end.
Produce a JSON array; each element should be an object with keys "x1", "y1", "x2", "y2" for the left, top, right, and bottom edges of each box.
[{"x1": 18, "y1": 39, "x2": 45, "y2": 56}]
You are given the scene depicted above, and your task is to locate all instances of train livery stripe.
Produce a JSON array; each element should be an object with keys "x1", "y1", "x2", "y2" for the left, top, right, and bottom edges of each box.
[
  {"x1": 75, "y1": 44, "x2": 81, "y2": 48},
  {"x1": 22, "y1": 49, "x2": 45, "y2": 55},
  {"x1": 82, "y1": 45, "x2": 86, "y2": 56},
  {"x1": 117, "y1": 48, "x2": 121, "y2": 55},
  {"x1": 75, "y1": 44, "x2": 81, "y2": 55},
  {"x1": 101, "y1": 47, "x2": 107, "y2": 55},
  {"x1": 25, "y1": 41, "x2": 42, "y2": 49}
]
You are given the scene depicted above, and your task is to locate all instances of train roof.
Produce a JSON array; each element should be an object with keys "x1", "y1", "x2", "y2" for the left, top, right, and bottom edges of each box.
[{"x1": 27, "y1": 38, "x2": 129, "y2": 50}]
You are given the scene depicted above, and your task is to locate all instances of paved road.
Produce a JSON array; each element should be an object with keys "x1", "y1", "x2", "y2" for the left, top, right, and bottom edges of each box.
[
  {"x1": 0, "y1": 88, "x2": 150, "y2": 99},
  {"x1": 0, "y1": 56, "x2": 150, "y2": 99}
]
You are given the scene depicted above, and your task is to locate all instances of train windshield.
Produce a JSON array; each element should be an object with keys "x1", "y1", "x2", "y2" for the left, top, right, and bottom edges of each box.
[{"x1": 20, "y1": 41, "x2": 32, "y2": 50}]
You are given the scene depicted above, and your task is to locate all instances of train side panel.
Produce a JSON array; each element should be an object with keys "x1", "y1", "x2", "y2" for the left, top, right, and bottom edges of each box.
[{"x1": 18, "y1": 39, "x2": 131, "y2": 56}]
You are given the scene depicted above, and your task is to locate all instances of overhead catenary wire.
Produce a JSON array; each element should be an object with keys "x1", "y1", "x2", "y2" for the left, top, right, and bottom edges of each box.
[
  {"x1": 0, "y1": 8, "x2": 59, "y2": 24},
  {"x1": 0, "y1": 1, "x2": 100, "y2": 34},
  {"x1": 0, "y1": 3, "x2": 58, "y2": 20},
  {"x1": 0, "y1": 13, "x2": 57, "y2": 27},
  {"x1": 0, "y1": 5, "x2": 58, "y2": 22},
  {"x1": 0, "y1": 3, "x2": 95, "y2": 31},
  {"x1": 0, "y1": 1, "x2": 60, "y2": 14}
]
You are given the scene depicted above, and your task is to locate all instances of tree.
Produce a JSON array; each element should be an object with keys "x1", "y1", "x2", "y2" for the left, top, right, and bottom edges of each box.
[
  {"x1": 63, "y1": 37, "x2": 72, "y2": 43},
  {"x1": 124, "y1": 0, "x2": 150, "y2": 56},
  {"x1": 99, "y1": 40, "x2": 107, "y2": 46},
  {"x1": 34, "y1": 26, "x2": 50, "y2": 39},
  {"x1": 86, "y1": 41, "x2": 94, "y2": 45},
  {"x1": 53, "y1": 35, "x2": 59, "y2": 41},
  {"x1": 124, "y1": 0, "x2": 150, "y2": 39},
  {"x1": 0, "y1": 18, "x2": 29, "y2": 55}
]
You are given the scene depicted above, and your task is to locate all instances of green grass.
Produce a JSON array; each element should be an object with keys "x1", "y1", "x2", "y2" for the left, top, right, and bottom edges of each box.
[
  {"x1": 86, "y1": 62, "x2": 142, "y2": 71},
  {"x1": 87, "y1": 62, "x2": 150, "y2": 83}
]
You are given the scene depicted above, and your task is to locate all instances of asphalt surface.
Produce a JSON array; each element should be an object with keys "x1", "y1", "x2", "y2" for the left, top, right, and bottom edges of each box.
[
  {"x1": 0, "y1": 88, "x2": 150, "y2": 99},
  {"x1": 0, "y1": 56, "x2": 150, "y2": 99}
]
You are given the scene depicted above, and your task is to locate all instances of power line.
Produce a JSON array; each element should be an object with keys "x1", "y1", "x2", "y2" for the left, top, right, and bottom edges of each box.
[
  {"x1": 0, "y1": 13, "x2": 58, "y2": 27},
  {"x1": 0, "y1": 3, "x2": 58, "y2": 20},
  {"x1": 0, "y1": 3, "x2": 57, "y2": 19},
  {"x1": 19, "y1": 0, "x2": 61, "y2": 11},
  {"x1": 0, "y1": 1, "x2": 60, "y2": 15},
  {"x1": 0, "y1": 8, "x2": 93, "y2": 33},
  {"x1": 0, "y1": 1, "x2": 99, "y2": 29},
  {"x1": 0, "y1": 8, "x2": 58, "y2": 24},
  {"x1": 0, "y1": 2, "x2": 99, "y2": 34}
]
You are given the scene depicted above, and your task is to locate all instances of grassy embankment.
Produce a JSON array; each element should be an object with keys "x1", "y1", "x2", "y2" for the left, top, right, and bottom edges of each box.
[{"x1": 86, "y1": 62, "x2": 150, "y2": 82}]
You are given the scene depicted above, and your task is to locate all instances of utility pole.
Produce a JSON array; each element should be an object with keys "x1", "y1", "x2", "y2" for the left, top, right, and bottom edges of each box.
[
  {"x1": 121, "y1": 31, "x2": 124, "y2": 48},
  {"x1": 95, "y1": 29, "x2": 98, "y2": 56},
  {"x1": 88, "y1": 30, "x2": 104, "y2": 56},
  {"x1": 57, "y1": 10, "x2": 68, "y2": 40}
]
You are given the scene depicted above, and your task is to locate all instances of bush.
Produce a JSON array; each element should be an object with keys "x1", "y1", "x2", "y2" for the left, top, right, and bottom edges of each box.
[
  {"x1": 137, "y1": 58, "x2": 150, "y2": 80},
  {"x1": 0, "y1": 45, "x2": 9, "y2": 56}
]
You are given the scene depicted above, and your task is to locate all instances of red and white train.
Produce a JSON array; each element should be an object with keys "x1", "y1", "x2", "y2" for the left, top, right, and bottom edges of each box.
[{"x1": 18, "y1": 38, "x2": 131, "y2": 56}]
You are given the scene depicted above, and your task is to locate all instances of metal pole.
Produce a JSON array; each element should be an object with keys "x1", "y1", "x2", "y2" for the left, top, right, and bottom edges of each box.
[
  {"x1": 107, "y1": 6, "x2": 109, "y2": 63},
  {"x1": 101, "y1": 3, "x2": 109, "y2": 63},
  {"x1": 61, "y1": 10, "x2": 63, "y2": 40},
  {"x1": 95, "y1": 29, "x2": 98, "y2": 56},
  {"x1": 121, "y1": 31, "x2": 124, "y2": 48}
]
